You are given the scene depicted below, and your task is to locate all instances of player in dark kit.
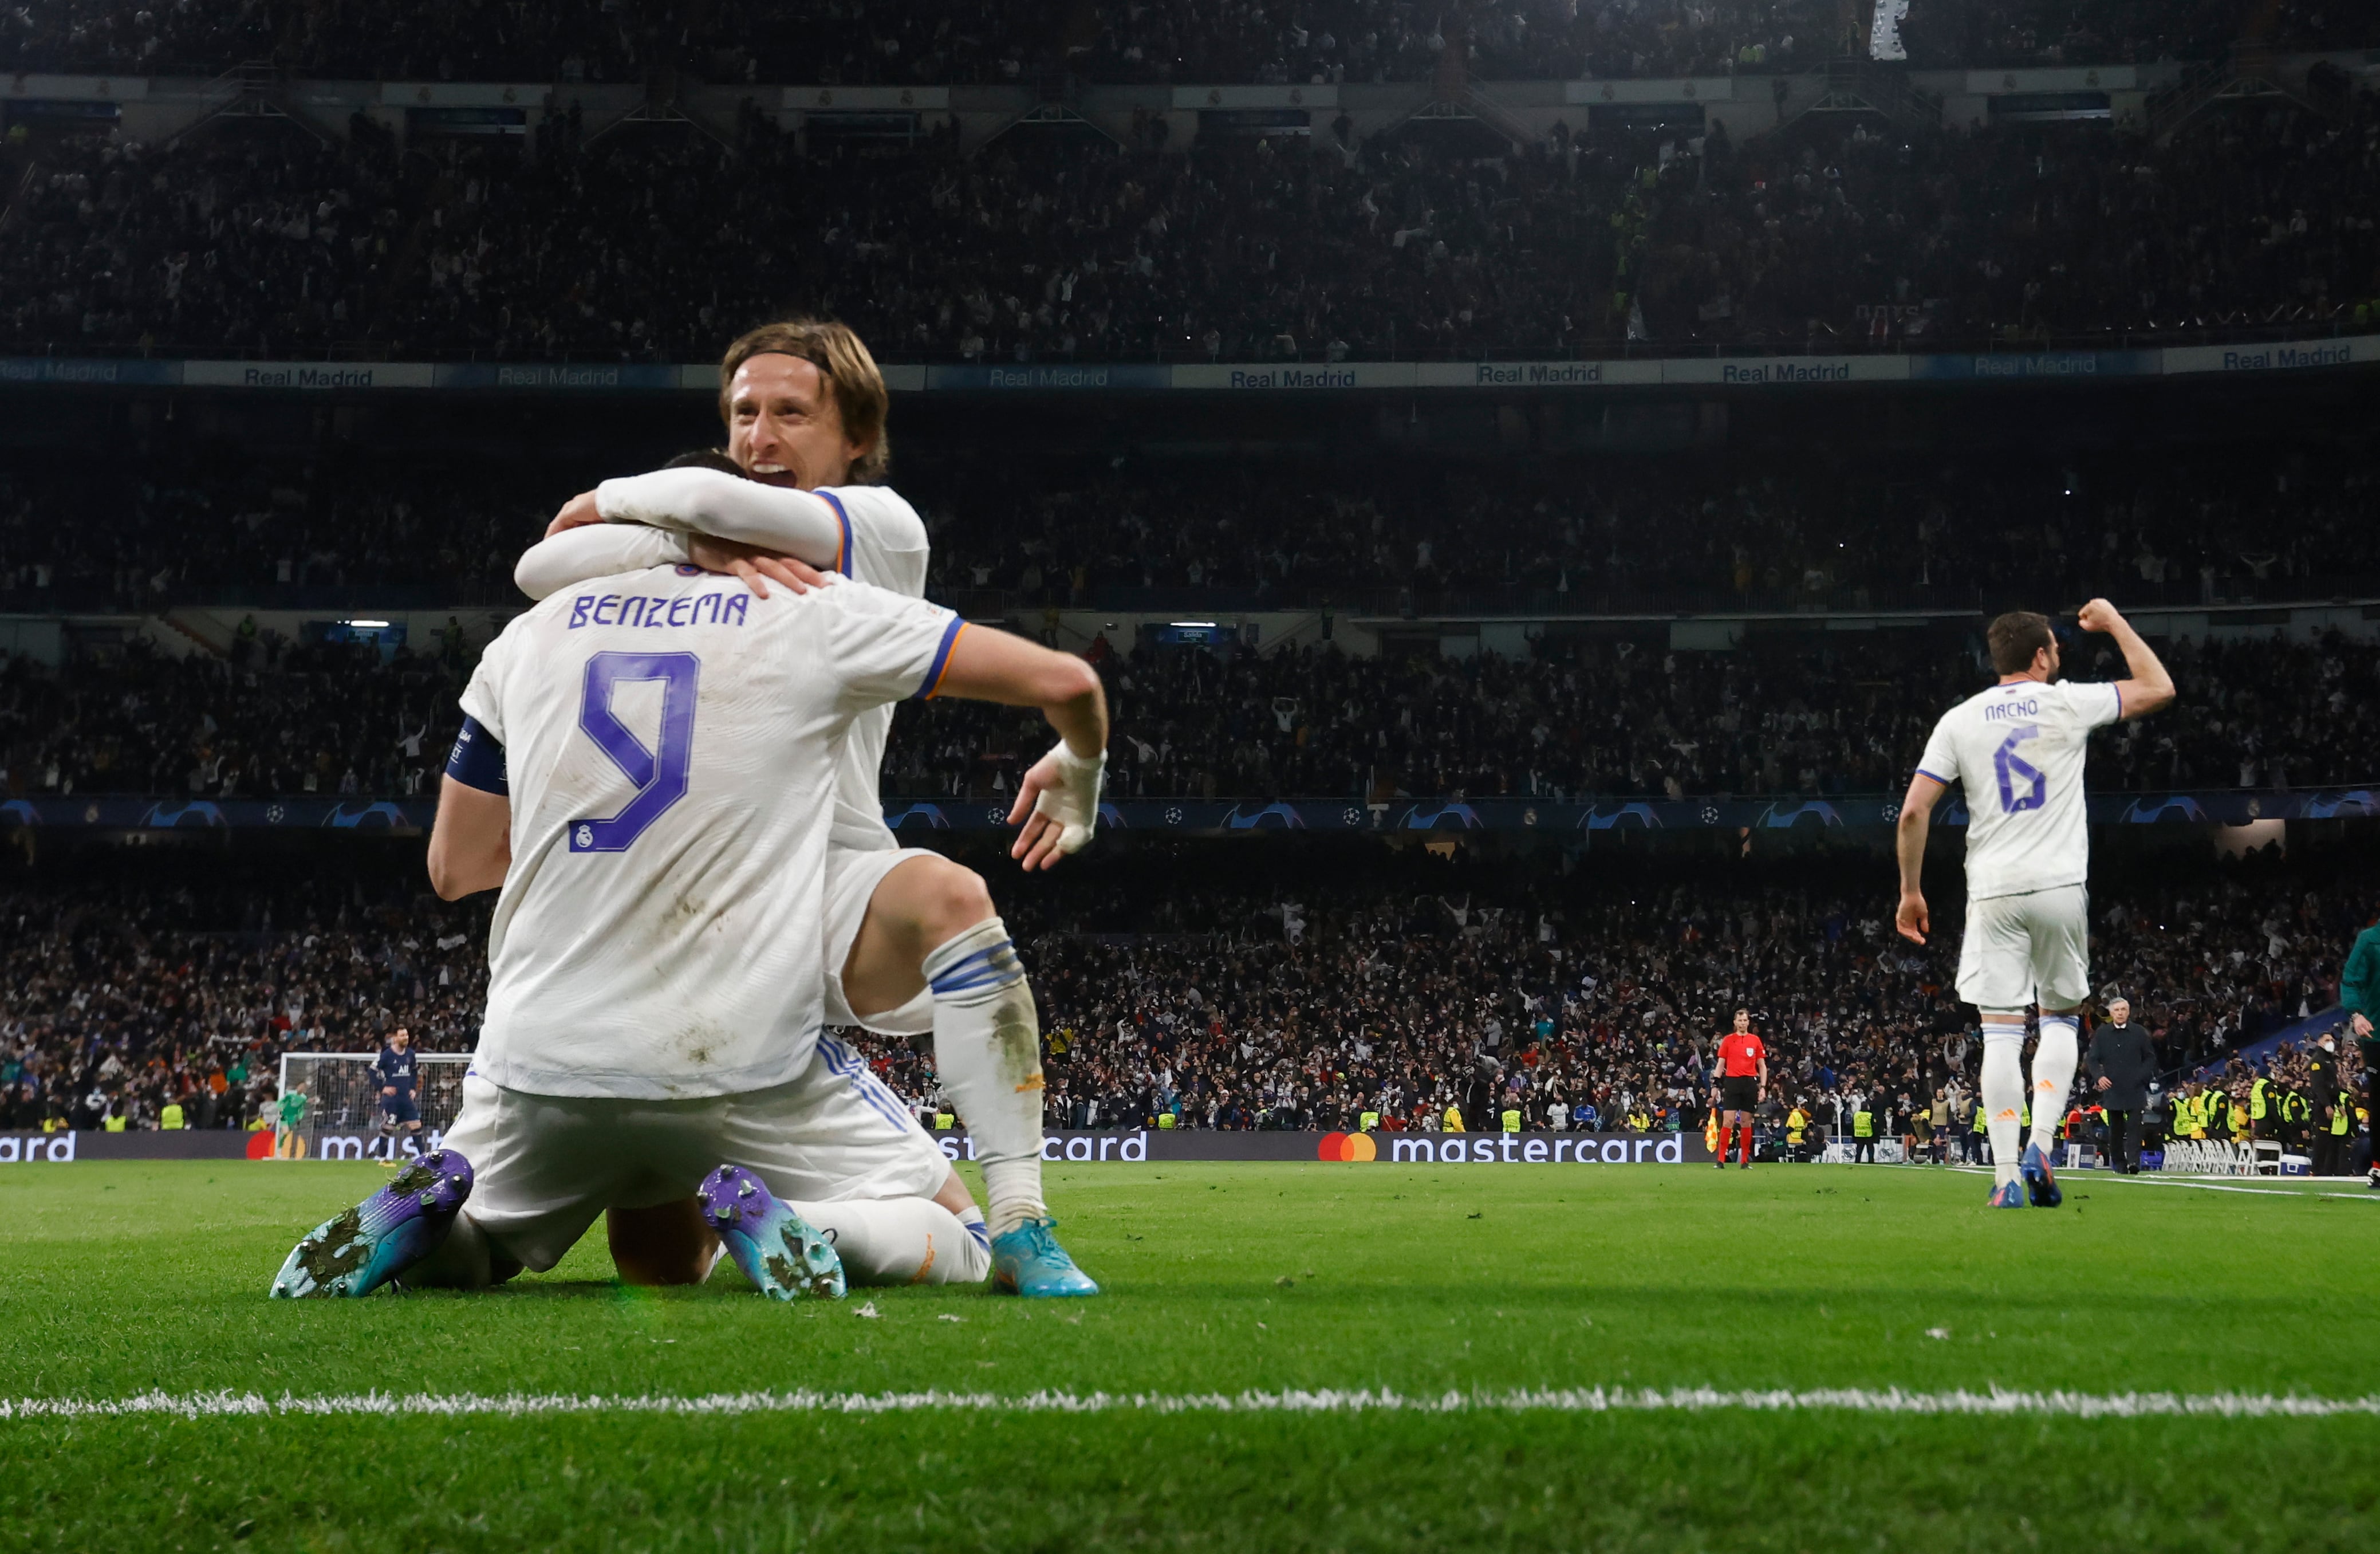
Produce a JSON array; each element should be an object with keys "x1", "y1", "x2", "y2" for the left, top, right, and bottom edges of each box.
[
  {"x1": 376, "y1": 1027, "x2": 424, "y2": 1166},
  {"x1": 1712, "y1": 1008, "x2": 1768, "y2": 1169}
]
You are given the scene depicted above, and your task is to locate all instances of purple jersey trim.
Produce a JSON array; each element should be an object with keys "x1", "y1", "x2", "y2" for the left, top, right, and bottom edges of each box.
[{"x1": 817, "y1": 490, "x2": 855, "y2": 577}]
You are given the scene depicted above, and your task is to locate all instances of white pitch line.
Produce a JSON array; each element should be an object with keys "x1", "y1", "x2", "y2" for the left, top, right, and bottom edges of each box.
[
  {"x1": 2, "y1": 1387, "x2": 2375, "y2": 1422},
  {"x1": 2083, "y1": 1173, "x2": 2378, "y2": 1200},
  {"x1": 1947, "y1": 1165, "x2": 2368, "y2": 1199}
]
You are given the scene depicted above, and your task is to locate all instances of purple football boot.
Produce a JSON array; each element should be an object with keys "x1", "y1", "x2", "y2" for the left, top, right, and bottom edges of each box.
[
  {"x1": 699, "y1": 1164, "x2": 845, "y2": 1301},
  {"x1": 270, "y1": 1149, "x2": 474, "y2": 1299}
]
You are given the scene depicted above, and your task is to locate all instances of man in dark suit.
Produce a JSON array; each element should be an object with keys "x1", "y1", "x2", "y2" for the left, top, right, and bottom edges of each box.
[{"x1": 2087, "y1": 995, "x2": 2157, "y2": 1174}]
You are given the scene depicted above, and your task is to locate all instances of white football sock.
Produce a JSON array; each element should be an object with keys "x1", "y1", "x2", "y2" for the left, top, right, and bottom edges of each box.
[
  {"x1": 2030, "y1": 1014, "x2": 2080, "y2": 1155},
  {"x1": 1981, "y1": 1018, "x2": 2027, "y2": 1187},
  {"x1": 922, "y1": 917, "x2": 1046, "y2": 1238},
  {"x1": 789, "y1": 1197, "x2": 991, "y2": 1287}
]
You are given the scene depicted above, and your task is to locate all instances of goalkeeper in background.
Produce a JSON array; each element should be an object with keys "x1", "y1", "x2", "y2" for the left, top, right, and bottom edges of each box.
[
  {"x1": 273, "y1": 1086, "x2": 309, "y2": 1160},
  {"x1": 2342, "y1": 908, "x2": 2380, "y2": 1190}
]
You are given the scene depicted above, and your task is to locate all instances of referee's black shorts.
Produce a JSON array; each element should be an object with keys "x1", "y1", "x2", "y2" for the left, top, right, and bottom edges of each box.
[{"x1": 1719, "y1": 1076, "x2": 1760, "y2": 1113}]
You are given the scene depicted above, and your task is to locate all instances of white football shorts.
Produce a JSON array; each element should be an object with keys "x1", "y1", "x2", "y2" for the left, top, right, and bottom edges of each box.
[
  {"x1": 822, "y1": 844, "x2": 938, "y2": 1036},
  {"x1": 1955, "y1": 883, "x2": 2090, "y2": 1013},
  {"x1": 440, "y1": 1033, "x2": 949, "y2": 1273}
]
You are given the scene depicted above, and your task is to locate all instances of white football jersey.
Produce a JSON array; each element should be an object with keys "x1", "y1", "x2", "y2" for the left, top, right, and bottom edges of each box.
[
  {"x1": 813, "y1": 486, "x2": 930, "y2": 853},
  {"x1": 460, "y1": 564, "x2": 962, "y2": 1099},
  {"x1": 539, "y1": 475, "x2": 932, "y2": 854},
  {"x1": 1916, "y1": 678, "x2": 2123, "y2": 902}
]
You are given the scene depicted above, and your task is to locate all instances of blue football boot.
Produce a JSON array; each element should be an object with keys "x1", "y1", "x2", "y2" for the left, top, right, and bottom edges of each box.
[
  {"x1": 2020, "y1": 1142, "x2": 2063, "y2": 1207},
  {"x1": 699, "y1": 1164, "x2": 845, "y2": 1301},
  {"x1": 1987, "y1": 1179, "x2": 2026, "y2": 1209},
  {"x1": 990, "y1": 1217, "x2": 1100, "y2": 1297},
  {"x1": 270, "y1": 1148, "x2": 474, "y2": 1298}
]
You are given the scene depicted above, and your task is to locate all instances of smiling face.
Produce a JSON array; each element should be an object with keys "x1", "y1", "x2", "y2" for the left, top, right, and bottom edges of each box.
[{"x1": 724, "y1": 353, "x2": 868, "y2": 491}]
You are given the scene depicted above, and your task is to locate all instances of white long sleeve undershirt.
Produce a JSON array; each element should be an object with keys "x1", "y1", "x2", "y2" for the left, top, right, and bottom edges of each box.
[
  {"x1": 513, "y1": 523, "x2": 689, "y2": 601},
  {"x1": 511, "y1": 467, "x2": 850, "y2": 600},
  {"x1": 596, "y1": 466, "x2": 846, "y2": 561}
]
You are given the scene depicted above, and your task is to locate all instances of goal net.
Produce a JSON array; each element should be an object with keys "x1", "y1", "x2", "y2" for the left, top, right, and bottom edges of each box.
[{"x1": 273, "y1": 1052, "x2": 471, "y2": 1162}]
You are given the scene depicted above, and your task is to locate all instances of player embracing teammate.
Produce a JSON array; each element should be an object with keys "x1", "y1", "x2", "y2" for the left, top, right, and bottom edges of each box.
[
  {"x1": 1893, "y1": 603, "x2": 2173, "y2": 1208},
  {"x1": 270, "y1": 320, "x2": 1112, "y2": 1300}
]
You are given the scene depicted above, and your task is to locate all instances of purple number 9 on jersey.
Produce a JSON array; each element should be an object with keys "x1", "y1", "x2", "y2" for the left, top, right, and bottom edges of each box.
[
  {"x1": 570, "y1": 651, "x2": 700, "y2": 852},
  {"x1": 1992, "y1": 724, "x2": 2046, "y2": 815}
]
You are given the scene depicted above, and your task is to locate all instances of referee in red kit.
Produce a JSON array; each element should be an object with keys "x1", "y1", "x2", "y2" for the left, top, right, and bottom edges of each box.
[{"x1": 1712, "y1": 1008, "x2": 1768, "y2": 1169}]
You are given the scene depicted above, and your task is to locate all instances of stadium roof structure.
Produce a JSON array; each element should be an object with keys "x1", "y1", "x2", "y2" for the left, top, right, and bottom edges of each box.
[{"x1": 10, "y1": 51, "x2": 2370, "y2": 156}]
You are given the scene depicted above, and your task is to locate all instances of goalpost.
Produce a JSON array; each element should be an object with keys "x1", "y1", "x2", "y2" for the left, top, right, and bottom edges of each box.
[{"x1": 273, "y1": 1052, "x2": 472, "y2": 1161}]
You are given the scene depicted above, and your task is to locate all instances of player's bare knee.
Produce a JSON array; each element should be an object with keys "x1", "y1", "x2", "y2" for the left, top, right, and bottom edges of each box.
[{"x1": 911, "y1": 856, "x2": 996, "y2": 949}]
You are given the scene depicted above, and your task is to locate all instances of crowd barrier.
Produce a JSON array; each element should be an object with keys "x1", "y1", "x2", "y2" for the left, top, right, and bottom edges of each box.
[
  {"x1": 11, "y1": 1126, "x2": 2348, "y2": 1177},
  {"x1": 0, "y1": 1127, "x2": 1719, "y2": 1166}
]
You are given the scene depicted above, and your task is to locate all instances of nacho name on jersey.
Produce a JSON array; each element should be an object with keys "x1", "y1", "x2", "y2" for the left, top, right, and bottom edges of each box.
[{"x1": 1981, "y1": 694, "x2": 2042, "y2": 723}]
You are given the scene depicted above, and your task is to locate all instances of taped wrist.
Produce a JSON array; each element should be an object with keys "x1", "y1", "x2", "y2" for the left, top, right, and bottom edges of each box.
[{"x1": 1031, "y1": 742, "x2": 1106, "y2": 852}]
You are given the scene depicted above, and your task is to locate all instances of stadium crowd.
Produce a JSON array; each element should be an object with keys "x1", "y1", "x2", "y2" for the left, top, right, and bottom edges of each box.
[
  {"x1": 911, "y1": 626, "x2": 2380, "y2": 801},
  {"x1": 889, "y1": 860, "x2": 2364, "y2": 1144},
  {"x1": 921, "y1": 446, "x2": 2380, "y2": 612},
  {"x1": 0, "y1": 855, "x2": 2361, "y2": 1159},
  {"x1": 5, "y1": 623, "x2": 2380, "y2": 804},
  {"x1": 5, "y1": 0, "x2": 2366, "y2": 85},
  {"x1": 7, "y1": 93, "x2": 2380, "y2": 363},
  {"x1": 6, "y1": 440, "x2": 2377, "y2": 618},
  {"x1": 1, "y1": 635, "x2": 471, "y2": 801},
  {"x1": 6, "y1": 621, "x2": 2371, "y2": 807},
  {"x1": 0, "y1": 874, "x2": 491, "y2": 1134}
]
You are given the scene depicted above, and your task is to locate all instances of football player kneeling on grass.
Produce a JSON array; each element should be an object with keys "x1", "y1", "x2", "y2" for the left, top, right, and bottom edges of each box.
[{"x1": 270, "y1": 552, "x2": 1106, "y2": 1299}]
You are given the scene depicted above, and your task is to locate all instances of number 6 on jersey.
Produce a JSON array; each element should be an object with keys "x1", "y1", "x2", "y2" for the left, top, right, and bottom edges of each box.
[
  {"x1": 571, "y1": 651, "x2": 700, "y2": 852},
  {"x1": 1992, "y1": 725, "x2": 2046, "y2": 815}
]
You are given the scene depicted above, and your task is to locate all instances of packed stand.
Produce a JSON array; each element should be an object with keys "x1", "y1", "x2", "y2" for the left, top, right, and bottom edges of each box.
[
  {"x1": 7, "y1": 435, "x2": 2379, "y2": 617},
  {"x1": 871, "y1": 857, "x2": 2367, "y2": 1152},
  {"x1": 4, "y1": 617, "x2": 2374, "y2": 805},
  {"x1": 5, "y1": 852, "x2": 2362, "y2": 1145},
  {"x1": 0, "y1": 446, "x2": 539, "y2": 613},
  {"x1": 0, "y1": 874, "x2": 491, "y2": 1134},
  {"x1": 890, "y1": 628, "x2": 2380, "y2": 801},
  {"x1": 9, "y1": 98, "x2": 2380, "y2": 364},
  {"x1": 920, "y1": 445, "x2": 2380, "y2": 612},
  {"x1": 1, "y1": 119, "x2": 409, "y2": 364},
  {"x1": 1, "y1": 635, "x2": 472, "y2": 800},
  {"x1": 10, "y1": 0, "x2": 2363, "y2": 84},
  {"x1": 995, "y1": 867, "x2": 2357, "y2": 1138}
]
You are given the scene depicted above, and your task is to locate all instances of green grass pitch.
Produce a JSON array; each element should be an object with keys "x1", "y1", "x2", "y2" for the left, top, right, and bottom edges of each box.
[{"x1": 3, "y1": 1160, "x2": 2377, "y2": 1551}]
